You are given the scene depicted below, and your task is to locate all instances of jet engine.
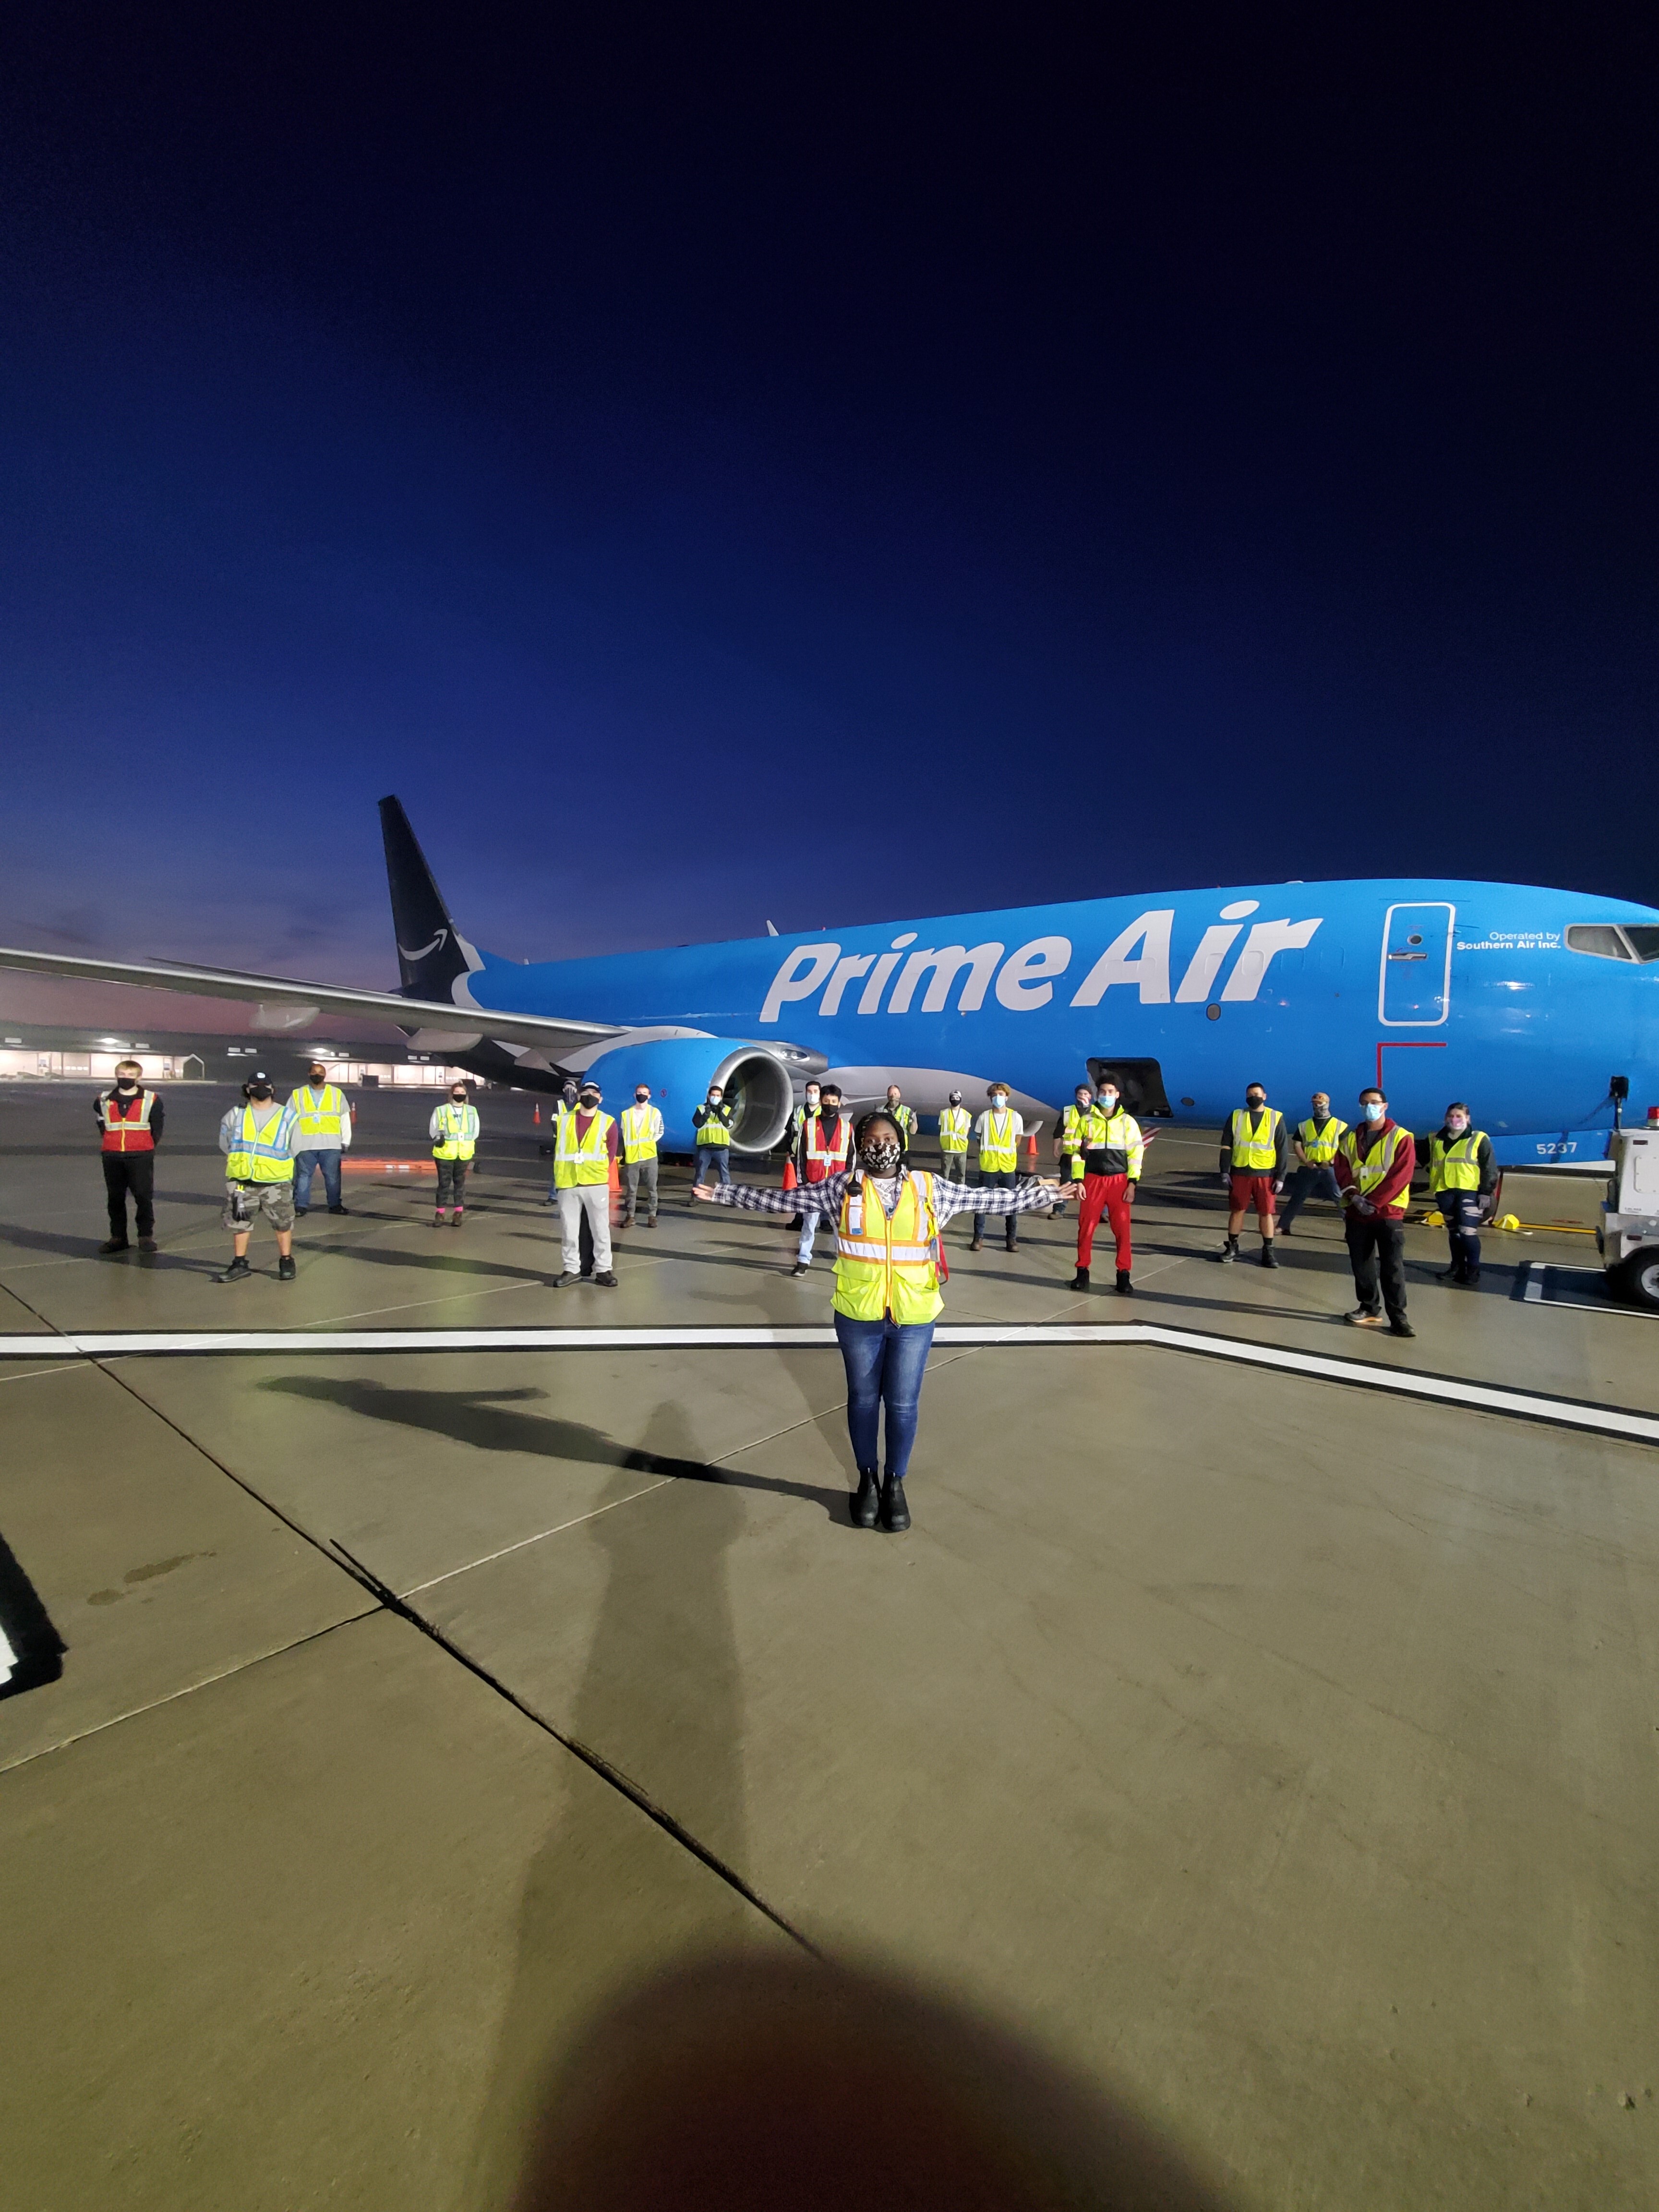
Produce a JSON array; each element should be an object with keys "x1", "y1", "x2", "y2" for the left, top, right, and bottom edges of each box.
[{"x1": 576, "y1": 1036, "x2": 795, "y2": 1154}]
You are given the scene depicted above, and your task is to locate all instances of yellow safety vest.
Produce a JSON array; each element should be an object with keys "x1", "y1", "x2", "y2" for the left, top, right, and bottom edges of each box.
[
  {"x1": 937, "y1": 1106, "x2": 971, "y2": 1154},
  {"x1": 226, "y1": 1105, "x2": 294, "y2": 1183},
  {"x1": 555, "y1": 1109, "x2": 613, "y2": 1188},
  {"x1": 697, "y1": 1104, "x2": 732, "y2": 1146},
  {"x1": 620, "y1": 1104, "x2": 662, "y2": 1163},
  {"x1": 833, "y1": 1171, "x2": 943, "y2": 1326},
  {"x1": 1430, "y1": 1130, "x2": 1486, "y2": 1192},
  {"x1": 886, "y1": 1104, "x2": 917, "y2": 1139},
  {"x1": 1088, "y1": 1108, "x2": 1145, "y2": 1180},
  {"x1": 1228, "y1": 1107, "x2": 1282, "y2": 1172},
  {"x1": 292, "y1": 1084, "x2": 348, "y2": 1139},
  {"x1": 978, "y1": 1109, "x2": 1020, "y2": 1172},
  {"x1": 432, "y1": 1103, "x2": 478, "y2": 1160},
  {"x1": 1059, "y1": 1104, "x2": 1092, "y2": 1180},
  {"x1": 1298, "y1": 1115, "x2": 1346, "y2": 1165},
  {"x1": 1339, "y1": 1124, "x2": 1410, "y2": 1214}
]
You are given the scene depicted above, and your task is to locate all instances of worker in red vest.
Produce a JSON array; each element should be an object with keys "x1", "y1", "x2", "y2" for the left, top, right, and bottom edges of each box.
[
  {"x1": 792, "y1": 1082, "x2": 853, "y2": 1276},
  {"x1": 95, "y1": 1057, "x2": 164, "y2": 1254}
]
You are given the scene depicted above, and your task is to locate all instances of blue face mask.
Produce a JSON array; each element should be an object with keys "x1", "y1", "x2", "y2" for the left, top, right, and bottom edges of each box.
[{"x1": 1363, "y1": 1100, "x2": 1387, "y2": 1124}]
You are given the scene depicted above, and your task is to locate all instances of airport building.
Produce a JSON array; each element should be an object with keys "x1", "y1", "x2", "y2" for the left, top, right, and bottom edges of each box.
[{"x1": 0, "y1": 1021, "x2": 474, "y2": 1090}]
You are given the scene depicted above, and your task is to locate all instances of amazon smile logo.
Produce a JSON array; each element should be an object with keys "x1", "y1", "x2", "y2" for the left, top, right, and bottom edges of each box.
[{"x1": 397, "y1": 929, "x2": 449, "y2": 962}]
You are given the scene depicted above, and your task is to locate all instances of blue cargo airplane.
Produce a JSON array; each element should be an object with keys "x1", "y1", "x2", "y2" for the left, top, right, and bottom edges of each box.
[{"x1": 3, "y1": 796, "x2": 1656, "y2": 1166}]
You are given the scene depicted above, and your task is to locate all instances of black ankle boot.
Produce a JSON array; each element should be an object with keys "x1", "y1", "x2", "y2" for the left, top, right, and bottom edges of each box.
[
  {"x1": 1070, "y1": 1266, "x2": 1090, "y2": 1291},
  {"x1": 1116, "y1": 1269, "x2": 1133, "y2": 1295},
  {"x1": 851, "y1": 1468, "x2": 880, "y2": 1528},
  {"x1": 879, "y1": 1473, "x2": 910, "y2": 1532}
]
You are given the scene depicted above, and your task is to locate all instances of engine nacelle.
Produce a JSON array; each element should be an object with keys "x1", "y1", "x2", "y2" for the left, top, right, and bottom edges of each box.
[{"x1": 576, "y1": 1036, "x2": 795, "y2": 1154}]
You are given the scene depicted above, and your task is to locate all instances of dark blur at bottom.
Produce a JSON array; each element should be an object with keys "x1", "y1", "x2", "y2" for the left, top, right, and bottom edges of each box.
[{"x1": 510, "y1": 1953, "x2": 1230, "y2": 2212}]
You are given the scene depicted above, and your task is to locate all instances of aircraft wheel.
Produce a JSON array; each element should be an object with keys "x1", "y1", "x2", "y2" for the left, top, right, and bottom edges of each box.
[{"x1": 1609, "y1": 1250, "x2": 1659, "y2": 1312}]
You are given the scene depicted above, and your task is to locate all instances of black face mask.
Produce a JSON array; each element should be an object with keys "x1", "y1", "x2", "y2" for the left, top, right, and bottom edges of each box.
[
  {"x1": 247, "y1": 1085, "x2": 273, "y2": 1103},
  {"x1": 1247, "y1": 1095, "x2": 1266, "y2": 1112},
  {"x1": 116, "y1": 1080, "x2": 139, "y2": 1094}
]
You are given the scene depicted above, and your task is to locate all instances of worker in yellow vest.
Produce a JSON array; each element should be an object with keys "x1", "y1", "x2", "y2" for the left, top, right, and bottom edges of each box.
[
  {"x1": 1334, "y1": 1089, "x2": 1416, "y2": 1334},
  {"x1": 1071, "y1": 1076, "x2": 1144, "y2": 1296},
  {"x1": 1051, "y1": 1082, "x2": 1095, "y2": 1220},
  {"x1": 215, "y1": 1073, "x2": 299, "y2": 1284},
  {"x1": 1278, "y1": 1091, "x2": 1348, "y2": 1233},
  {"x1": 1423, "y1": 1100, "x2": 1496, "y2": 1286},
  {"x1": 692, "y1": 1081, "x2": 734, "y2": 1188},
  {"x1": 883, "y1": 1084, "x2": 918, "y2": 1156},
  {"x1": 553, "y1": 1077, "x2": 619, "y2": 1286},
  {"x1": 289, "y1": 1059, "x2": 354, "y2": 1216},
  {"x1": 970, "y1": 1083, "x2": 1025, "y2": 1252},
  {"x1": 429, "y1": 1081, "x2": 480, "y2": 1226},
  {"x1": 694, "y1": 1110, "x2": 1059, "y2": 1532},
  {"x1": 936, "y1": 1090, "x2": 971, "y2": 1186},
  {"x1": 1217, "y1": 1082, "x2": 1290, "y2": 1265},
  {"x1": 618, "y1": 1084, "x2": 665, "y2": 1229}
]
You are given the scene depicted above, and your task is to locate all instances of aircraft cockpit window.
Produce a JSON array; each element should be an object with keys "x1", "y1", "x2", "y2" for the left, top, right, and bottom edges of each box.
[
  {"x1": 1565, "y1": 925, "x2": 1633, "y2": 961},
  {"x1": 1623, "y1": 926, "x2": 1659, "y2": 962}
]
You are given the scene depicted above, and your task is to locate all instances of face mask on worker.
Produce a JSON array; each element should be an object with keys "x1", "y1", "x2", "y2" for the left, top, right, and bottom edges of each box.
[
  {"x1": 948, "y1": 1091, "x2": 962, "y2": 1107},
  {"x1": 708, "y1": 1089, "x2": 722, "y2": 1105},
  {"x1": 247, "y1": 1083, "x2": 273, "y2": 1103},
  {"x1": 1363, "y1": 1100, "x2": 1386, "y2": 1124},
  {"x1": 579, "y1": 1091, "x2": 600, "y2": 1109},
  {"x1": 990, "y1": 1092, "x2": 1008, "y2": 1110},
  {"x1": 804, "y1": 1088, "x2": 820, "y2": 1106},
  {"x1": 450, "y1": 1090, "x2": 467, "y2": 1104},
  {"x1": 1246, "y1": 1091, "x2": 1265, "y2": 1111},
  {"x1": 311, "y1": 1070, "x2": 327, "y2": 1084},
  {"x1": 1446, "y1": 1113, "x2": 1469, "y2": 1134},
  {"x1": 635, "y1": 1090, "x2": 650, "y2": 1105},
  {"x1": 1099, "y1": 1090, "x2": 1119, "y2": 1111},
  {"x1": 116, "y1": 1077, "x2": 139, "y2": 1094},
  {"x1": 861, "y1": 1135, "x2": 902, "y2": 1175}
]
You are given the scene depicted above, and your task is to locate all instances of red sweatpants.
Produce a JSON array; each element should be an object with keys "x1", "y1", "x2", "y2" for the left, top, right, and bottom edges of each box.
[{"x1": 1077, "y1": 1173, "x2": 1133, "y2": 1270}]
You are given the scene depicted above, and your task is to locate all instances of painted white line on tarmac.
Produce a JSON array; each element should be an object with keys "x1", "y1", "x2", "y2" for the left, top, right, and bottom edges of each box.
[{"x1": 1, "y1": 1321, "x2": 1655, "y2": 1447}]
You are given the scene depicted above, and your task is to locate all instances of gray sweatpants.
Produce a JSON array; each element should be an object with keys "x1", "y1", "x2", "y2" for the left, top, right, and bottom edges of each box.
[{"x1": 622, "y1": 1157, "x2": 659, "y2": 1222}]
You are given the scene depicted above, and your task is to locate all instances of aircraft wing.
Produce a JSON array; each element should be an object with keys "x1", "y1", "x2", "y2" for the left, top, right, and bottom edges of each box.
[{"x1": 0, "y1": 945, "x2": 625, "y2": 1056}]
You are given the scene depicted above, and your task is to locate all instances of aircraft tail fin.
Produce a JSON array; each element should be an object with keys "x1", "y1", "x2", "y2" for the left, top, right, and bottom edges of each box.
[{"x1": 378, "y1": 795, "x2": 474, "y2": 1001}]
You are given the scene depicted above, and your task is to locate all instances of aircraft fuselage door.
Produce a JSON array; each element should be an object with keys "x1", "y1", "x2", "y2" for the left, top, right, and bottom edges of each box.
[{"x1": 1378, "y1": 902, "x2": 1454, "y2": 1025}]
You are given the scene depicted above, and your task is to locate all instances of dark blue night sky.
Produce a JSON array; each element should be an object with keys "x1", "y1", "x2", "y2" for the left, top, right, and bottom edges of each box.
[{"x1": 2, "y1": 12, "x2": 1655, "y2": 1027}]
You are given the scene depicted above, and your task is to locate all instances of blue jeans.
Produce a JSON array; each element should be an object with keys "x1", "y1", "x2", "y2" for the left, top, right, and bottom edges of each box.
[
  {"x1": 973, "y1": 1167, "x2": 1018, "y2": 1246},
  {"x1": 292, "y1": 1150, "x2": 342, "y2": 1209},
  {"x1": 696, "y1": 1144, "x2": 731, "y2": 1186},
  {"x1": 1279, "y1": 1163, "x2": 1340, "y2": 1227},
  {"x1": 1440, "y1": 1189, "x2": 1485, "y2": 1269},
  {"x1": 834, "y1": 1312, "x2": 935, "y2": 1480}
]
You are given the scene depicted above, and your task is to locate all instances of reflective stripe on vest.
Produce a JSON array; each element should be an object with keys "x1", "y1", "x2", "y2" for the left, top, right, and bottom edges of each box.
[
  {"x1": 833, "y1": 1171, "x2": 943, "y2": 1326},
  {"x1": 1088, "y1": 1109, "x2": 1144, "y2": 1179},
  {"x1": 620, "y1": 1104, "x2": 662, "y2": 1163},
  {"x1": 432, "y1": 1104, "x2": 478, "y2": 1161},
  {"x1": 555, "y1": 1110, "x2": 613, "y2": 1187},
  {"x1": 226, "y1": 1105, "x2": 294, "y2": 1183},
  {"x1": 805, "y1": 1115, "x2": 853, "y2": 1173},
  {"x1": 101, "y1": 1091, "x2": 156, "y2": 1153},
  {"x1": 1229, "y1": 1107, "x2": 1282, "y2": 1172},
  {"x1": 1339, "y1": 1124, "x2": 1409, "y2": 1211},
  {"x1": 1430, "y1": 1130, "x2": 1485, "y2": 1192},
  {"x1": 937, "y1": 1106, "x2": 971, "y2": 1153},
  {"x1": 887, "y1": 1105, "x2": 916, "y2": 1137},
  {"x1": 979, "y1": 1110, "x2": 1019, "y2": 1172},
  {"x1": 1060, "y1": 1106, "x2": 1091, "y2": 1180},
  {"x1": 293, "y1": 1084, "x2": 347, "y2": 1139},
  {"x1": 697, "y1": 1106, "x2": 732, "y2": 1145},
  {"x1": 1298, "y1": 1116, "x2": 1346, "y2": 1165}
]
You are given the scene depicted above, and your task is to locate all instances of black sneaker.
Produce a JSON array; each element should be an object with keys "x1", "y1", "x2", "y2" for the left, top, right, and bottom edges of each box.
[
  {"x1": 293, "y1": 1207, "x2": 308, "y2": 1217},
  {"x1": 1218, "y1": 1240, "x2": 1238, "y2": 1263},
  {"x1": 593, "y1": 1270, "x2": 618, "y2": 1287},
  {"x1": 278, "y1": 1255, "x2": 296, "y2": 1282},
  {"x1": 1435, "y1": 1263, "x2": 1466, "y2": 1283},
  {"x1": 1261, "y1": 1243, "x2": 1279, "y2": 1268},
  {"x1": 97, "y1": 1238, "x2": 130, "y2": 1255},
  {"x1": 214, "y1": 1256, "x2": 252, "y2": 1285},
  {"x1": 851, "y1": 1469, "x2": 880, "y2": 1529},
  {"x1": 1464, "y1": 1266, "x2": 1481, "y2": 1286},
  {"x1": 329, "y1": 1204, "x2": 348, "y2": 1215},
  {"x1": 138, "y1": 1236, "x2": 158, "y2": 1253},
  {"x1": 879, "y1": 1474, "x2": 911, "y2": 1533},
  {"x1": 553, "y1": 1271, "x2": 578, "y2": 1286},
  {"x1": 1116, "y1": 1270, "x2": 1133, "y2": 1296},
  {"x1": 1390, "y1": 1319, "x2": 1417, "y2": 1338},
  {"x1": 1070, "y1": 1267, "x2": 1090, "y2": 1291},
  {"x1": 791, "y1": 1262, "x2": 810, "y2": 1277}
]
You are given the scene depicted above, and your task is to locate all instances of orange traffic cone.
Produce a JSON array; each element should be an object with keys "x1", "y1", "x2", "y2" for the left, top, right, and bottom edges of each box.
[
  {"x1": 533, "y1": 1103, "x2": 541, "y2": 1125},
  {"x1": 608, "y1": 1155, "x2": 621, "y2": 1192},
  {"x1": 782, "y1": 1155, "x2": 797, "y2": 1191},
  {"x1": 1026, "y1": 1129, "x2": 1039, "y2": 1159}
]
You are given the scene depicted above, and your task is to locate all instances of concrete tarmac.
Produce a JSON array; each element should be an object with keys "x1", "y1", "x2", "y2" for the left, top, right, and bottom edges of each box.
[{"x1": 1, "y1": 1083, "x2": 1656, "y2": 2209}]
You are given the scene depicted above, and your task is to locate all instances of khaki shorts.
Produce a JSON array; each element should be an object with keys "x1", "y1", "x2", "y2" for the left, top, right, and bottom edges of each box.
[{"x1": 224, "y1": 1180, "x2": 296, "y2": 1233}]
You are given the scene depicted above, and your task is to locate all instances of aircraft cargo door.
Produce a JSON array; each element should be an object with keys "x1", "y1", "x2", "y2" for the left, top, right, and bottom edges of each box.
[{"x1": 1378, "y1": 902, "x2": 1454, "y2": 1025}]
